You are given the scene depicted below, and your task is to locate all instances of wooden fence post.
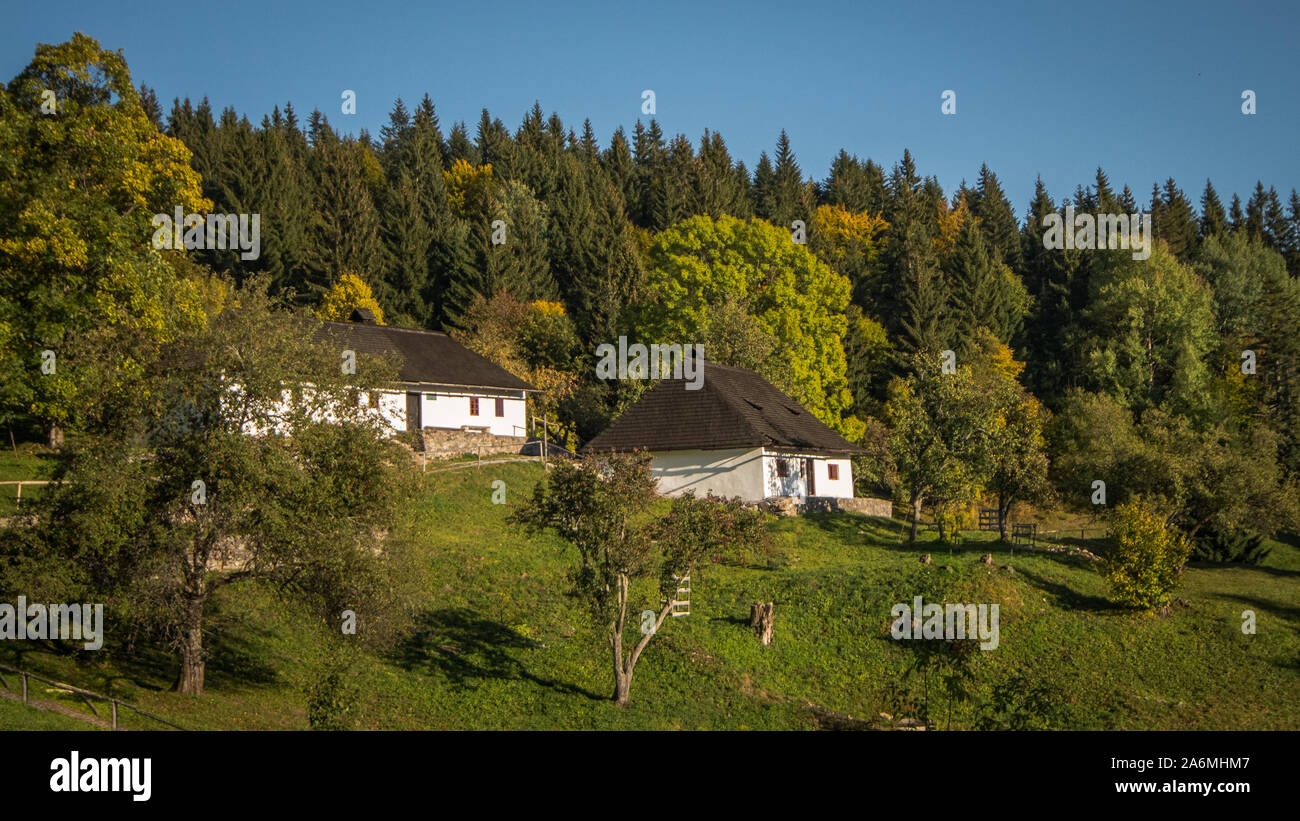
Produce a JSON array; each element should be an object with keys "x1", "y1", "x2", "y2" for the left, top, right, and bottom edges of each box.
[{"x1": 749, "y1": 602, "x2": 775, "y2": 646}]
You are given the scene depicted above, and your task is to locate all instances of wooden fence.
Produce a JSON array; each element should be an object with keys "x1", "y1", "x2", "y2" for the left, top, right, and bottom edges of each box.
[{"x1": 0, "y1": 663, "x2": 185, "y2": 731}]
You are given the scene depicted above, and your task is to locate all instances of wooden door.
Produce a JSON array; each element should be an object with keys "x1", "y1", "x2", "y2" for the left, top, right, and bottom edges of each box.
[
  {"x1": 406, "y1": 392, "x2": 421, "y2": 431},
  {"x1": 804, "y1": 458, "x2": 816, "y2": 497}
]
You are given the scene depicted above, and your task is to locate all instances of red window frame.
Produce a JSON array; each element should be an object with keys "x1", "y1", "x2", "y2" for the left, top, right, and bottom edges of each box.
[
  {"x1": 469, "y1": 397, "x2": 479, "y2": 416},
  {"x1": 495, "y1": 397, "x2": 505, "y2": 417},
  {"x1": 828, "y1": 463, "x2": 839, "y2": 481},
  {"x1": 776, "y1": 459, "x2": 789, "y2": 478}
]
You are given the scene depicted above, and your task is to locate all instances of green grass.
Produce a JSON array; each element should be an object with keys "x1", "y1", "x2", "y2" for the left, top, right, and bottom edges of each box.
[
  {"x1": 2, "y1": 459, "x2": 1298, "y2": 730},
  {"x1": 0, "y1": 696, "x2": 108, "y2": 730},
  {"x1": 0, "y1": 440, "x2": 58, "y2": 516}
]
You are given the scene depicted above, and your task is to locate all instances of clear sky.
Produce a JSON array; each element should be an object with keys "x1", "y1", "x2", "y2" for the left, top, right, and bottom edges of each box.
[{"x1": 4, "y1": 0, "x2": 1297, "y2": 213}]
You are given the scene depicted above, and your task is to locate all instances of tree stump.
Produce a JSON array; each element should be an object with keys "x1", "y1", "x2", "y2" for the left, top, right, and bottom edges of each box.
[{"x1": 749, "y1": 602, "x2": 775, "y2": 646}]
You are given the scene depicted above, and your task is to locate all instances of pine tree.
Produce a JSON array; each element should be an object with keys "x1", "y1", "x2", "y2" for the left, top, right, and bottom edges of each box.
[
  {"x1": 769, "y1": 130, "x2": 810, "y2": 230},
  {"x1": 1119, "y1": 184, "x2": 1138, "y2": 214},
  {"x1": 970, "y1": 163, "x2": 1022, "y2": 270},
  {"x1": 752, "y1": 152, "x2": 775, "y2": 223},
  {"x1": 1229, "y1": 193, "x2": 1245, "y2": 232},
  {"x1": 1018, "y1": 177, "x2": 1084, "y2": 408},
  {"x1": 948, "y1": 211, "x2": 1020, "y2": 347},
  {"x1": 601, "y1": 126, "x2": 636, "y2": 216},
  {"x1": 1287, "y1": 190, "x2": 1300, "y2": 277},
  {"x1": 1264, "y1": 186, "x2": 1291, "y2": 253},
  {"x1": 448, "y1": 121, "x2": 479, "y2": 165},
  {"x1": 476, "y1": 109, "x2": 514, "y2": 177},
  {"x1": 1155, "y1": 178, "x2": 1199, "y2": 261},
  {"x1": 1200, "y1": 179, "x2": 1227, "y2": 238},
  {"x1": 896, "y1": 223, "x2": 950, "y2": 362},
  {"x1": 631, "y1": 120, "x2": 667, "y2": 229},
  {"x1": 1245, "y1": 182, "x2": 1268, "y2": 239},
  {"x1": 1094, "y1": 167, "x2": 1118, "y2": 212},
  {"x1": 695, "y1": 130, "x2": 747, "y2": 218},
  {"x1": 138, "y1": 84, "x2": 163, "y2": 129},
  {"x1": 303, "y1": 130, "x2": 387, "y2": 299}
]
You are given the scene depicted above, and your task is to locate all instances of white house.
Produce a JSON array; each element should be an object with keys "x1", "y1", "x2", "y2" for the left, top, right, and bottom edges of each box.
[
  {"x1": 581, "y1": 360, "x2": 863, "y2": 503},
  {"x1": 315, "y1": 309, "x2": 538, "y2": 450}
]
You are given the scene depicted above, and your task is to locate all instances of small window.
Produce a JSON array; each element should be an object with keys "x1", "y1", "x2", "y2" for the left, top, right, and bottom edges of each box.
[
  {"x1": 776, "y1": 459, "x2": 789, "y2": 478},
  {"x1": 495, "y1": 397, "x2": 505, "y2": 417},
  {"x1": 828, "y1": 463, "x2": 839, "y2": 481},
  {"x1": 469, "y1": 397, "x2": 480, "y2": 416}
]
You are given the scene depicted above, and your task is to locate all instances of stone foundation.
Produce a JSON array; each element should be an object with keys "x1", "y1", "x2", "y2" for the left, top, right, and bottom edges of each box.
[
  {"x1": 421, "y1": 428, "x2": 528, "y2": 459},
  {"x1": 755, "y1": 495, "x2": 894, "y2": 517},
  {"x1": 800, "y1": 496, "x2": 894, "y2": 517}
]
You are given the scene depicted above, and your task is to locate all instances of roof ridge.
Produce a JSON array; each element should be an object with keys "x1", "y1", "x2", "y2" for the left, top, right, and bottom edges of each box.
[{"x1": 319, "y1": 319, "x2": 448, "y2": 338}]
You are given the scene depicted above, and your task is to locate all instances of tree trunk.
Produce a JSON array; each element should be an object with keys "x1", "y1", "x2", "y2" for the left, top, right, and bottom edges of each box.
[
  {"x1": 176, "y1": 593, "x2": 206, "y2": 695},
  {"x1": 998, "y1": 494, "x2": 1010, "y2": 542},
  {"x1": 613, "y1": 669, "x2": 631, "y2": 706},
  {"x1": 749, "y1": 602, "x2": 775, "y2": 645},
  {"x1": 910, "y1": 495, "x2": 922, "y2": 542},
  {"x1": 47, "y1": 423, "x2": 63, "y2": 450}
]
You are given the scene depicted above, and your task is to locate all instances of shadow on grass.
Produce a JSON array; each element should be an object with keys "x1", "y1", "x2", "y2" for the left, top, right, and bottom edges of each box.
[
  {"x1": 804, "y1": 511, "x2": 915, "y2": 544},
  {"x1": 1014, "y1": 567, "x2": 1118, "y2": 613},
  {"x1": 1187, "y1": 561, "x2": 1300, "y2": 580},
  {"x1": 1218, "y1": 593, "x2": 1300, "y2": 624},
  {"x1": 390, "y1": 607, "x2": 602, "y2": 700}
]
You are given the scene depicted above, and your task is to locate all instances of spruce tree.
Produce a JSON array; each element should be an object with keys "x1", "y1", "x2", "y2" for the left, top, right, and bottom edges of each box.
[
  {"x1": 970, "y1": 163, "x2": 1022, "y2": 270},
  {"x1": 769, "y1": 130, "x2": 810, "y2": 230},
  {"x1": 1156, "y1": 178, "x2": 1199, "y2": 261},
  {"x1": 1200, "y1": 179, "x2": 1227, "y2": 238},
  {"x1": 1229, "y1": 193, "x2": 1245, "y2": 232},
  {"x1": 752, "y1": 151, "x2": 775, "y2": 223}
]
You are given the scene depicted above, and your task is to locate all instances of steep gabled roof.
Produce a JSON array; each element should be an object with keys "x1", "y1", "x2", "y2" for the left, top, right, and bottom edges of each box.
[
  {"x1": 582, "y1": 361, "x2": 863, "y2": 456},
  {"x1": 317, "y1": 319, "x2": 537, "y2": 393}
]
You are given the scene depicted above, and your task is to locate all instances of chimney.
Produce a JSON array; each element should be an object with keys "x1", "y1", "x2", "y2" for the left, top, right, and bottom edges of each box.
[{"x1": 349, "y1": 307, "x2": 377, "y2": 325}]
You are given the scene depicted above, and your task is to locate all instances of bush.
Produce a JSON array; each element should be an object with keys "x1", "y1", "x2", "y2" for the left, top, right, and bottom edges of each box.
[
  {"x1": 1191, "y1": 528, "x2": 1271, "y2": 565},
  {"x1": 306, "y1": 662, "x2": 360, "y2": 731},
  {"x1": 1103, "y1": 502, "x2": 1191, "y2": 610}
]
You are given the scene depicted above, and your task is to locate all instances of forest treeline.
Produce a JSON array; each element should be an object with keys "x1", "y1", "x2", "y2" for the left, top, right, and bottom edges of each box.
[{"x1": 4, "y1": 34, "x2": 1299, "y2": 549}]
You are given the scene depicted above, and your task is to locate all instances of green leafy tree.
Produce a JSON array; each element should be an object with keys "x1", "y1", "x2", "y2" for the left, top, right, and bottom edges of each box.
[
  {"x1": 1079, "y1": 243, "x2": 1217, "y2": 424},
  {"x1": 510, "y1": 453, "x2": 763, "y2": 705},
  {"x1": 633, "y1": 215, "x2": 861, "y2": 438},
  {"x1": 0, "y1": 33, "x2": 211, "y2": 443},
  {"x1": 886, "y1": 352, "x2": 998, "y2": 541},
  {"x1": 6, "y1": 279, "x2": 415, "y2": 694}
]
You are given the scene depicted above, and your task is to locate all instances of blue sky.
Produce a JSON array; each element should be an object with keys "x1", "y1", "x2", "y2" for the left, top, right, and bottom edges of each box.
[{"x1": 4, "y1": 0, "x2": 1297, "y2": 213}]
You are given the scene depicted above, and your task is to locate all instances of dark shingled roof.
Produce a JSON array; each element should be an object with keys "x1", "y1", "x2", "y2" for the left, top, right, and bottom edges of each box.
[
  {"x1": 582, "y1": 361, "x2": 863, "y2": 456},
  {"x1": 317, "y1": 320, "x2": 537, "y2": 392}
]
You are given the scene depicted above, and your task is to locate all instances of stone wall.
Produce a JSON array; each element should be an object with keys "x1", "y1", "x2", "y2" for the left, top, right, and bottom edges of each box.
[
  {"x1": 755, "y1": 495, "x2": 894, "y2": 517},
  {"x1": 801, "y1": 496, "x2": 893, "y2": 517},
  {"x1": 421, "y1": 428, "x2": 528, "y2": 459}
]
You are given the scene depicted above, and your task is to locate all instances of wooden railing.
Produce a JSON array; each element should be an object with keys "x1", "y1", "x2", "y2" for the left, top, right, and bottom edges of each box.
[
  {"x1": 0, "y1": 479, "x2": 52, "y2": 508},
  {"x1": 0, "y1": 663, "x2": 185, "y2": 731}
]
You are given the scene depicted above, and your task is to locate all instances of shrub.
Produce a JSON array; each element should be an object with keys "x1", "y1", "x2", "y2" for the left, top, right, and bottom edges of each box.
[
  {"x1": 1103, "y1": 502, "x2": 1191, "y2": 610},
  {"x1": 1191, "y1": 528, "x2": 1272, "y2": 565},
  {"x1": 306, "y1": 663, "x2": 360, "y2": 731}
]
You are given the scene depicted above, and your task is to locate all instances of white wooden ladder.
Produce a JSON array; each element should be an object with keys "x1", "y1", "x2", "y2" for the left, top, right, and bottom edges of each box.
[{"x1": 669, "y1": 575, "x2": 690, "y2": 617}]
